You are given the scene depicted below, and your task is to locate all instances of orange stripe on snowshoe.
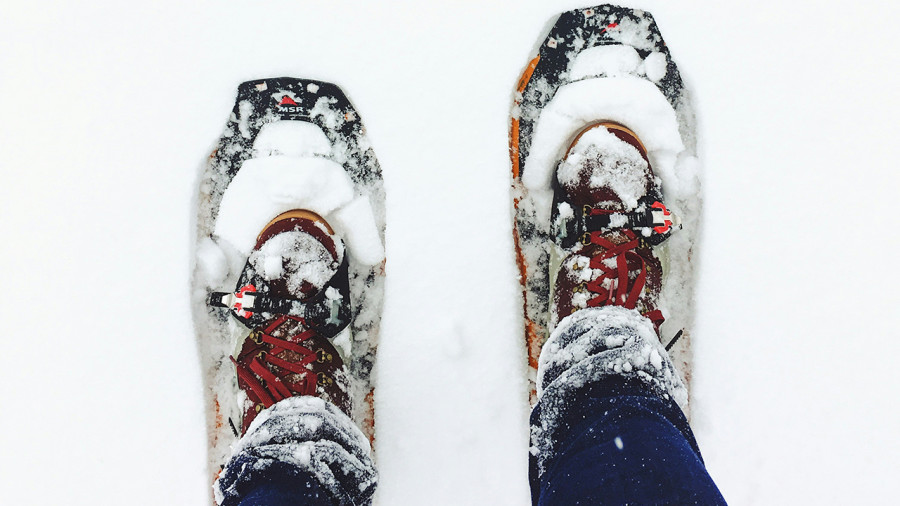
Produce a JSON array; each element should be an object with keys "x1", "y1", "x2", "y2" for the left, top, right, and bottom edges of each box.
[
  {"x1": 517, "y1": 54, "x2": 540, "y2": 94},
  {"x1": 510, "y1": 118, "x2": 521, "y2": 179},
  {"x1": 510, "y1": 54, "x2": 540, "y2": 180}
]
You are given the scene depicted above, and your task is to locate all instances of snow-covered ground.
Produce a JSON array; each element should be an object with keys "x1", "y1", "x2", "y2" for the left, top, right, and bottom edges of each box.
[{"x1": 2, "y1": 1, "x2": 898, "y2": 504}]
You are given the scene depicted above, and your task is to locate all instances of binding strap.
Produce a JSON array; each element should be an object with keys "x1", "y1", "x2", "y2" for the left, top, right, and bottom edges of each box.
[
  {"x1": 557, "y1": 195, "x2": 682, "y2": 248},
  {"x1": 209, "y1": 255, "x2": 351, "y2": 339}
]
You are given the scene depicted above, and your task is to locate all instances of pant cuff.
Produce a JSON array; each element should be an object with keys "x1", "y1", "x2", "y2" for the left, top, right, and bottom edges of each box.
[{"x1": 215, "y1": 396, "x2": 376, "y2": 506}]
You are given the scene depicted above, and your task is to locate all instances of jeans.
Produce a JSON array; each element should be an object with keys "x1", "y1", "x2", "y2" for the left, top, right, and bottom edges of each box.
[
  {"x1": 529, "y1": 306, "x2": 726, "y2": 505},
  {"x1": 218, "y1": 307, "x2": 725, "y2": 505},
  {"x1": 215, "y1": 397, "x2": 376, "y2": 506},
  {"x1": 529, "y1": 376, "x2": 725, "y2": 505}
]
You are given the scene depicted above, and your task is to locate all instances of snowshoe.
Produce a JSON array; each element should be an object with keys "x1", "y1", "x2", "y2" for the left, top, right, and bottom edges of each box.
[
  {"x1": 191, "y1": 78, "x2": 385, "y2": 496},
  {"x1": 509, "y1": 5, "x2": 699, "y2": 407}
]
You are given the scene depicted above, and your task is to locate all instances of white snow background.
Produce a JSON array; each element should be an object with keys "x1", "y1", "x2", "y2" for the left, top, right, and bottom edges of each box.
[{"x1": 2, "y1": 0, "x2": 899, "y2": 504}]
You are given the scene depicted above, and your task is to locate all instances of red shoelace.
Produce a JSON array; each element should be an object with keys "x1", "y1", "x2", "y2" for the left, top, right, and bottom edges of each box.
[
  {"x1": 582, "y1": 223, "x2": 664, "y2": 327},
  {"x1": 230, "y1": 315, "x2": 319, "y2": 409}
]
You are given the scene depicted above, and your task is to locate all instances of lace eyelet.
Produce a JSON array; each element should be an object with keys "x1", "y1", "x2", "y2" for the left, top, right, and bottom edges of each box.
[
  {"x1": 317, "y1": 372, "x2": 333, "y2": 386},
  {"x1": 316, "y1": 349, "x2": 333, "y2": 363}
]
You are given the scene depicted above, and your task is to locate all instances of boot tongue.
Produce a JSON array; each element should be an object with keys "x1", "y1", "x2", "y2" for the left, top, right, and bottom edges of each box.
[
  {"x1": 249, "y1": 230, "x2": 340, "y2": 299},
  {"x1": 557, "y1": 126, "x2": 652, "y2": 210}
]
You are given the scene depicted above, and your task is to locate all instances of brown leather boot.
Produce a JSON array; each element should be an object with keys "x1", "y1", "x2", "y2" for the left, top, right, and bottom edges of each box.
[
  {"x1": 231, "y1": 314, "x2": 350, "y2": 434},
  {"x1": 214, "y1": 210, "x2": 353, "y2": 434},
  {"x1": 550, "y1": 123, "x2": 680, "y2": 333}
]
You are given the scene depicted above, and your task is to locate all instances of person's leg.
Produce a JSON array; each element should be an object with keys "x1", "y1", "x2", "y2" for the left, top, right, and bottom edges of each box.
[
  {"x1": 529, "y1": 307, "x2": 725, "y2": 505},
  {"x1": 216, "y1": 397, "x2": 376, "y2": 506},
  {"x1": 234, "y1": 470, "x2": 330, "y2": 506}
]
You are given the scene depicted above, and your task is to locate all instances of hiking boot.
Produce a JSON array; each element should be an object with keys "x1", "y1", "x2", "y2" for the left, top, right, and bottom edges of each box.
[
  {"x1": 209, "y1": 209, "x2": 353, "y2": 434},
  {"x1": 549, "y1": 123, "x2": 680, "y2": 333}
]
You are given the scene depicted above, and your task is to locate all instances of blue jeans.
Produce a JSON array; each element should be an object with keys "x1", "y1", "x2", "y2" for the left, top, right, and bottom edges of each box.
[
  {"x1": 219, "y1": 307, "x2": 725, "y2": 505},
  {"x1": 529, "y1": 307, "x2": 726, "y2": 505},
  {"x1": 224, "y1": 465, "x2": 331, "y2": 505},
  {"x1": 215, "y1": 397, "x2": 376, "y2": 506},
  {"x1": 529, "y1": 376, "x2": 725, "y2": 505}
]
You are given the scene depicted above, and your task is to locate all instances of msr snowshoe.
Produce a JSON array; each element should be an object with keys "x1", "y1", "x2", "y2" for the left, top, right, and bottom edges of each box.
[
  {"x1": 509, "y1": 6, "x2": 700, "y2": 407},
  {"x1": 191, "y1": 78, "x2": 385, "y2": 496}
]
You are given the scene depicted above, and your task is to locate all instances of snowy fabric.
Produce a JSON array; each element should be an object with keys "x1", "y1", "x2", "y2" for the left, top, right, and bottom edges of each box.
[
  {"x1": 215, "y1": 396, "x2": 376, "y2": 506},
  {"x1": 532, "y1": 306, "x2": 686, "y2": 471},
  {"x1": 537, "y1": 306, "x2": 686, "y2": 406}
]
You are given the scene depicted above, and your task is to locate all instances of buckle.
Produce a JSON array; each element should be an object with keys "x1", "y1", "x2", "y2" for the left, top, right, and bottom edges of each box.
[
  {"x1": 211, "y1": 284, "x2": 258, "y2": 318},
  {"x1": 650, "y1": 201, "x2": 681, "y2": 234}
]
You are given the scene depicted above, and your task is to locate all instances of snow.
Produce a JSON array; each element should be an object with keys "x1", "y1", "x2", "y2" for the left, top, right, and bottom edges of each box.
[
  {"x1": 252, "y1": 121, "x2": 333, "y2": 158},
  {"x1": 2, "y1": 1, "x2": 900, "y2": 505},
  {"x1": 522, "y1": 76, "x2": 684, "y2": 192},
  {"x1": 642, "y1": 51, "x2": 667, "y2": 82},
  {"x1": 249, "y1": 230, "x2": 339, "y2": 294},
  {"x1": 556, "y1": 125, "x2": 651, "y2": 209},
  {"x1": 330, "y1": 195, "x2": 385, "y2": 266},
  {"x1": 196, "y1": 236, "x2": 230, "y2": 289},
  {"x1": 603, "y1": 14, "x2": 656, "y2": 51},
  {"x1": 568, "y1": 45, "x2": 643, "y2": 80},
  {"x1": 214, "y1": 156, "x2": 354, "y2": 254}
]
